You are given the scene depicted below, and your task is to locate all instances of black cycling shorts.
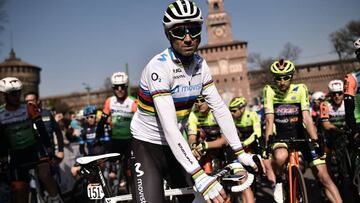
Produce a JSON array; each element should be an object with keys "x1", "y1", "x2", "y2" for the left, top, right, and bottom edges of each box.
[
  {"x1": 9, "y1": 143, "x2": 49, "y2": 182},
  {"x1": 130, "y1": 138, "x2": 194, "y2": 203}
]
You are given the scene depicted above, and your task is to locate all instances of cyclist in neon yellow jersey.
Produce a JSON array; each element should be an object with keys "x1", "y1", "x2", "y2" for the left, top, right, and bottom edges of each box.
[
  {"x1": 263, "y1": 59, "x2": 342, "y2": 203},
  {"x1": 188, "y1": 96, "x2": 256, "y2": 203},
  {"x1": 229, "y1": 97, "x2": 261, "y2": 152},
  {"x1": 188, "y1": 96, "x2": 226, "y2": 156}
]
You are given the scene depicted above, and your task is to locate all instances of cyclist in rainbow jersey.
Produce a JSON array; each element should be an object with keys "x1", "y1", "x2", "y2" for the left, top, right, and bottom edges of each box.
[{"x1": 129, "y1": 1, "x2": 258, "y2": 202}]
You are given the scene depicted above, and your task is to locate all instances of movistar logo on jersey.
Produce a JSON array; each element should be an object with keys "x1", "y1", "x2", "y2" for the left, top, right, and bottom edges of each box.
[{"x1": 172, "y1": 83, "x2": 202, "y2": 93}]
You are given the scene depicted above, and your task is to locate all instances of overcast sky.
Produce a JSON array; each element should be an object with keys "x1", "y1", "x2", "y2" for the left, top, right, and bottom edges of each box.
[{"x1": 0, "y1": 0, "x2": 359, "y2": 97}]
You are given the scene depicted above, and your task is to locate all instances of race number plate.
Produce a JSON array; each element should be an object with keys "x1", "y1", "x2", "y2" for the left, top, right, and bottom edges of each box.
[{"x1": 87, "y1": 183, "x2": 105, "y2": 200}]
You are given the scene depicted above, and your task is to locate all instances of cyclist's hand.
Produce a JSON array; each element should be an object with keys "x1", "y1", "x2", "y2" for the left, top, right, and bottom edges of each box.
[
  {"x1": 237, "y1": 152, "x2": 257, "y2": 172},
  {"x1": 191, "y1": 142, "x2": 207, "y2": 160},
  {"x1": 56, "y1": 152, "x2": 64, "y2": 161},
  {"x1": 311, "y1": 139, "x2": 326, "y2": 160},
  {"x1": 193, "y1": 170, "x2": 226, "y2": 202},
  {"x1": 261, "y1": 144, "x2": 271, "y2": 159},
  {"x1": 195, "y1": 141, "x2": 208, "y2": 153}
]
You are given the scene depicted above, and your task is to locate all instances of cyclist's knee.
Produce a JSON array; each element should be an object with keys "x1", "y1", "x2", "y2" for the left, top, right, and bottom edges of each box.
[{"x1": 273, "y1": 148, "x2": 288, "y2": 165}]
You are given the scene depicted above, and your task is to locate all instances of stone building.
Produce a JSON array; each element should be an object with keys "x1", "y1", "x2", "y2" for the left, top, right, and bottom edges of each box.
[
  {"x1": 41, "y1": 89, "x2": 113, "y2": 112},
  {"x1": 0, "y1": 49, "x2": 41, "y2": 103},
  {"x1": 198, "y1": 0, "x2": 250, "y2": 104}
]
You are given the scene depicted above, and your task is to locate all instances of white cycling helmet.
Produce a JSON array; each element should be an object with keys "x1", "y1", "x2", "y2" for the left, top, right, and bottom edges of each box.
[
  {"x1": 162, "y1": 0, "x2": 204, "y2": 30},
  {"x1": 0, "y1": 77, "x2": 23, "y2": 93},
  {"x1": 111, "y1": 72, "x2": 128, "y2": 86},
  {"x1": 311, "y1": 91, "x2": 325, "y2": 101},
  {"x1": 354, "y1": 38, "x2": 360, "y2": 49},
  {"x1": 328, "y1": 80, "x2": 344, "y2": 93}
]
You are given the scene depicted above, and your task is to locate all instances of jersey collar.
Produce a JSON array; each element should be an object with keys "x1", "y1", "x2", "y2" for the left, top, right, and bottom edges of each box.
[{"x1": 167, "y1": 48, "x2": 203, "y2": 67}]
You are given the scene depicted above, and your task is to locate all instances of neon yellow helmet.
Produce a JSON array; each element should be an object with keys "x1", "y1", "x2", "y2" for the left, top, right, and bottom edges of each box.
[
  {"x1": 229, "y1": 97, "x2": 247, "y2": 110},
  {"x1": 270, "y1": 59, "x2": 295, "y2": 75}
]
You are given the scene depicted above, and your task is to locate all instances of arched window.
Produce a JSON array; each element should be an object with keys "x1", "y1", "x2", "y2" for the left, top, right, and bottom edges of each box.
[{"x1": 213, "y1": 3, "x2": 219, "y2": 11}]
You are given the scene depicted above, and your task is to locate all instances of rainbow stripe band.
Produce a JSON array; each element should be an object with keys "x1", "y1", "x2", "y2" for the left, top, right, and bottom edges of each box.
[
  {"x1": 203, "y1": 80, "x2": 214, "y2": 90},
  {"x1": 191, "y1": 167, "x2": 203, "y2": 179},
  {"x1": 234, "y1": 148, "x2": 245, "y2": 156}
]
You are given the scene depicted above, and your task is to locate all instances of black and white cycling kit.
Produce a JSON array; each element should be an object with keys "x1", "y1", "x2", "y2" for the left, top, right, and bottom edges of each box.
[{"x1": 130, "y1": 48, "x2": 244, "y2": 202}]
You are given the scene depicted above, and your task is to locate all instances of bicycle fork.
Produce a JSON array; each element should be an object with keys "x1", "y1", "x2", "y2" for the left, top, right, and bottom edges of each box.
[{"x1": 288, "y1": 151, "x2": 300, "y2": 203}]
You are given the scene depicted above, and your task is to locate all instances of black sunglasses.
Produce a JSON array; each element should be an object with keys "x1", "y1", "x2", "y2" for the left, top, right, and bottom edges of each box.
[
  {"x1": 196, "y1": 98, "x2": 206, "y2": 104},
  {"x1": 6, "y1": 90, "x2": 21, "y2": 96},
  {"x1": 274, "y1": 75, "x2": 292, "y2": 82},
  {"x1": 230, "y1": 109, "x2": 238, "y2": 113},
  {"x1": 86, "y1": 115, "x2": 95, "y2": 119},
  {"x1": 113, "y1": 84, "x2": 128, "y2": 91},
  {"x1": 169, "y1": 24, "x2": 202, "y2": 40},
  {"x1": 331, "y1": 92, "x2": 343, "y2": 96}
]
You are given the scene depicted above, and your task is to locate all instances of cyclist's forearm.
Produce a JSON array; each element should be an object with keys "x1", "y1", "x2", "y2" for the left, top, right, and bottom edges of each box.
[
  {"x1": 96, "y1": 113, "x2": 109, "y2": 138},
  {"x1": 243, "y1": 134, "x2": 256, "y2": 146},
  {"x1": 264, "y1": 114, "x2": 274, "y2": 143},
  {"x1": 154, "y1": 96, "x2": 201, "y2": 174},
  {"x1": 302, "y1": 111, "x2": 318, "y2": 140},
  {"x1": 322, "y1": 121, "x2": 343, "y2": 134},
  {"x1": 188, "y1": 134, "x2": 197, "y2": 145},
  {"x1": 206, "y1": 135, "x2": 227, "y2": 149},
  {"x1": 33, "y1": 117, "x2": 52, "y2": 148},
  {"x1": 344, "y1": 96, "x2": 358, "y2": 132},
  {"x1": 51, "y1": 115, "x2": 65, "y2": 151},
  {"x1": 204, "y1": 88, "x2": 243, "y2": 152},
  {"x1": 54, "y1": 127, "x2": 64, "y2": 152}
]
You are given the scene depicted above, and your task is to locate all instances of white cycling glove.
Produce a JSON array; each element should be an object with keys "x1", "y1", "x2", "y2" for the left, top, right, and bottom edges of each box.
[
  {"x1": 192, "y1": 169, "x2": 223, "y2": 201},
  {"x1": 237, "y1": 151, "x2": 256, "y2": 168}
]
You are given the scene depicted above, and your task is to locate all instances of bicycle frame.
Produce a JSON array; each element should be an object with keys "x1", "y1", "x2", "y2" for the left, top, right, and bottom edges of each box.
[
  {"x1": 288, "y1": 148, "x2": 301, "y2": 203},
  {"x1": 275, "y1": 138, "x2": 309, "y2": 203},
  {"x1": 76, "y1": 153, "x2": 254, "y2": 203}
]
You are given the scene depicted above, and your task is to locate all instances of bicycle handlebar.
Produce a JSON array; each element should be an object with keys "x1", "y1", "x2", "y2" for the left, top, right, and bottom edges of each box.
[{"x1": 80, "y1": 157, "x2": 254, "y2": 202}]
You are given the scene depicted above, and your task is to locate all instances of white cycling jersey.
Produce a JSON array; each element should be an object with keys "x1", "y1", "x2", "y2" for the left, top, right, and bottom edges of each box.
[{"x1": 131, "y1": 48, "x2": 243, "y2": 174}]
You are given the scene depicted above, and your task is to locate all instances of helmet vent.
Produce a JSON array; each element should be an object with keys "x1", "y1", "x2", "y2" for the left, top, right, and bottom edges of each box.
[{"x1": 279, "y1": 59, "x2": 284, "y2": 66}]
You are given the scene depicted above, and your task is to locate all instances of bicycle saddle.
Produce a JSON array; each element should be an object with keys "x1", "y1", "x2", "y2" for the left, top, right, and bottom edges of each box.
[{"x1": 76, "y1": 153, "x2": 120, "y2": 165}]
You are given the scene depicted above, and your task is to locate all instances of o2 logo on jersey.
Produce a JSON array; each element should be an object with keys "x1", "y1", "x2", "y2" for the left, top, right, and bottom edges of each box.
[
  {"x1": 151, "y1": 73, "x2": 162, "y2": 82},
  {"x1": 134, "y1": 163, "x2": 144, "y2": 177}
]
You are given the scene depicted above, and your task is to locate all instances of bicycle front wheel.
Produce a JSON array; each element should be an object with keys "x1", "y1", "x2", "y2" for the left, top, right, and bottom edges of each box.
[{"x1": 291, "y1": 166, "x2": 308, "y2": 203}]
